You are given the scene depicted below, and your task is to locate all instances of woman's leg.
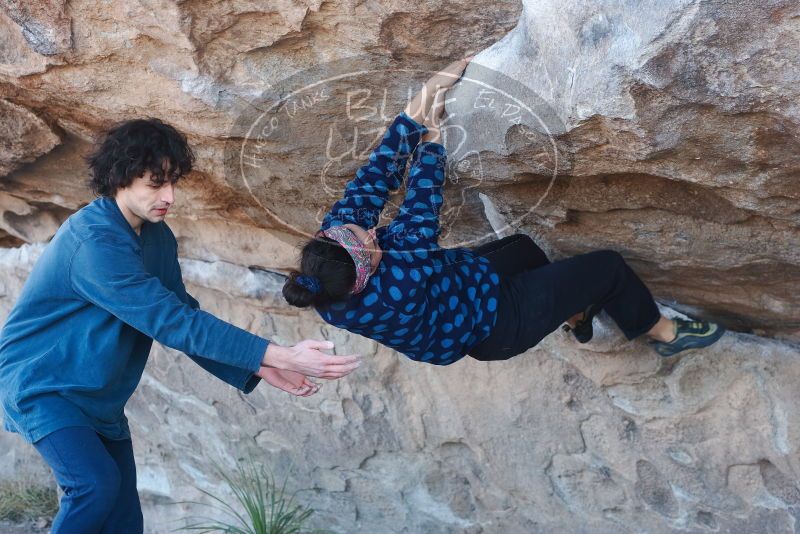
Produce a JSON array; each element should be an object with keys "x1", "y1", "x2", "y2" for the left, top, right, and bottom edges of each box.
[
  {"x1": 98, "y1": 436, "x2": 143, "y2": 534},
  {"x1": 515, "y1": 249, "x2": 661, "y2": 346},
  {"x1": 470, "y1": 233, "x2": 550, "y2": 277},
  {"x1": 471, "y1": 249, "x2": 662, "y2": 360},
  {"x1": 33, "y1": 426, "x2": 122, "y2": 534}
]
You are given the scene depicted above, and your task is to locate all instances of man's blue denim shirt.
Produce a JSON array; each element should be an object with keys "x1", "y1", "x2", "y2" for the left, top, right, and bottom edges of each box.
[{"x1": 0, "y1": 197, "x2": 269, "y2": 443}]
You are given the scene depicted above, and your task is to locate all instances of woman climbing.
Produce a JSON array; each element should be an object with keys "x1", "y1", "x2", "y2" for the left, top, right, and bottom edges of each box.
[{"x1": 282, "y1": 57, "x2": 725, "y2": 365}]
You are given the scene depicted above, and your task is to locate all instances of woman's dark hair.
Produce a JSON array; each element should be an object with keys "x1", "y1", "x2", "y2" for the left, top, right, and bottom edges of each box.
[
  {"x1": 85, "y1": 117, "x2": 195, "y2": 197},
  {"x1": 283, "y1": 237, "x2": 356, "y2": 308}
]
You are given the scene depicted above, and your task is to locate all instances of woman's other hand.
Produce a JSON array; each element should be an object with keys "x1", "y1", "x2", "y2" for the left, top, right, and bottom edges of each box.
[
  {"x1": 421, "y1": 88, "x2": 448, "y2": 144},
  {"x1": 404, "y1": 56, "x2": 473, "y2": 125},
  {"x1": 425, "y1": 56, "x2": 474, "y2": 92}
]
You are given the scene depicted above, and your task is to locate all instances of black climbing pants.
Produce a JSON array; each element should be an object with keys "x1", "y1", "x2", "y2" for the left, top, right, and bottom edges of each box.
[{"x1": 467, "y1": 234, "x2": 662, "y2": 361}]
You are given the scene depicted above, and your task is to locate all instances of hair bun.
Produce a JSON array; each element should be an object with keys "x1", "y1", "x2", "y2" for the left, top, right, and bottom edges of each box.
[
  {"x1": 296, "y1": 274, "x2": 322, "y2": 294},
  {"x1": 282, "y1": 271, "x2": 317, "y2": 308}
]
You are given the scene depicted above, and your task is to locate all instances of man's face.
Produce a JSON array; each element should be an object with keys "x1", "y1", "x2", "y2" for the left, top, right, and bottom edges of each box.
[{"x1": 115, "y1": 170, "x2": 175, "y2": 226}]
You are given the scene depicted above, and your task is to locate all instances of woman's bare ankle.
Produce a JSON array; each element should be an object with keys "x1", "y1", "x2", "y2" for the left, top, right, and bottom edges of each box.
[
  {"x1": 648, "y1": 316, "x2": 676, "y2": 343},
  {"x1": 565, "y1": 312, "x2": 584, "y2": 329}
]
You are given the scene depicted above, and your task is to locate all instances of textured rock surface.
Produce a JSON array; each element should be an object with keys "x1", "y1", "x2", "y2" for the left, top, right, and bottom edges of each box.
[
  {"x1": 1, "y1": 0, "x2": 799, "y2": 532},
  {"x1": 2, "y1": 245, "x2": 800, "y2": 533},
  {"x1": 449, "y1": 0, "x2": 800, "y2": 340}
]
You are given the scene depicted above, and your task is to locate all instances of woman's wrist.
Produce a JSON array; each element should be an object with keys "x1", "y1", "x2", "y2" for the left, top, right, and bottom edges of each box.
[
  {"x1": 421, "y1": 116, "x2": 441, "y2": 143},
  {"x1": 404, "y1": 80, "x2": 442, "y2": 125},
  {"x1": 421, "y1": 130, "x2": 441, "y2": 144},
  {"x1": 402, "y1": 95, "x2": 427, "y2": 126},
  {"x1": 400, "y1": 110, "x2": 428, "y2": 133}
]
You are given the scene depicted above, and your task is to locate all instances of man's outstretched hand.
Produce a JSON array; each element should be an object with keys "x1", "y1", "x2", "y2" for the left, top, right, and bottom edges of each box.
[
  {"x1": 262, "y1": 339, "x2": 361, "y2": 379},
  {"x1": 256, "y1": 367, "x2": 320, "y2": 397}
]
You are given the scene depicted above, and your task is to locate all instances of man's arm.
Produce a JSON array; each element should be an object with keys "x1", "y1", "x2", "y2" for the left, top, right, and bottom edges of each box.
[
  {"x1": 70, "y1": 236, "x2": 269, "y2": 374},
  {"x1": 168, "y1": 254, "x2": 262, "y2": 394},
  {"x1": 321, "y1": 112, "x2": 427, "y2": 231},
  {"x1": 69, "y1": 234, "x2": 361, "y2": 388}
]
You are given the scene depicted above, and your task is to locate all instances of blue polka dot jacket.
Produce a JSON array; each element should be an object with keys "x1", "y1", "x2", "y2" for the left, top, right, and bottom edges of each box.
[{"x1": 317, "y1": 112, "x2": 501, "y2": 365}]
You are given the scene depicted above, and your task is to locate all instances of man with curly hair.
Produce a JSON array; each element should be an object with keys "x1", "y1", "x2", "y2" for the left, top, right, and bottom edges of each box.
[{"x1": 0, "y1": 118, "x2": 361, "y2": 533}]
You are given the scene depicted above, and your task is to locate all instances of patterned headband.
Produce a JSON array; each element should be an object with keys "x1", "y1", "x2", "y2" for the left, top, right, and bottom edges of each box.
[{"x1": 319, "y1": 226, "x2": 373, "y2": 294}]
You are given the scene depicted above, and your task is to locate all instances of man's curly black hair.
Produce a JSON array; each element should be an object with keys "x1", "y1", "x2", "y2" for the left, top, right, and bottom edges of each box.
[{"x1": 85, "y1": 117, "x2": 195, "y2": 197}]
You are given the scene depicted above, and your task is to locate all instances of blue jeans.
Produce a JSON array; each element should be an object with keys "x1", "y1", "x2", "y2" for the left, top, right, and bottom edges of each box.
[{"x1": 33, "y1": 426, "x2": 143, "y2": 533}]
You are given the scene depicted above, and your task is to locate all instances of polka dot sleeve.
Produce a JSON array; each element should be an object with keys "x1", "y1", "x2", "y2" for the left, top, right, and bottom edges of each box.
[
  {"x1": 385, "y1": 141, "x2": 447, "y2": 255},
  {"x1": 321, "y1": 112, "x2": 428, "y2": 231}
]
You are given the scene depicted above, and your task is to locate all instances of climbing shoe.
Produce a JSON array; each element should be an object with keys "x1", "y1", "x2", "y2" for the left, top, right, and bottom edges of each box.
[
  {"x1": 562, "y1": 303, "x2": 600, "y2": 344},
  {"x1": 648, "y1": 318, "x2": 725, "y2": 357}
]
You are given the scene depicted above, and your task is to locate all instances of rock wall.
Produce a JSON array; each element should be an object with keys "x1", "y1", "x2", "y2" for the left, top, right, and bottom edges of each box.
[
  {"x1": 451, "y1": 0, "x2": 800, "y2": 340},
  {"x1": 2, "y1": 245, "x2": 800, "y2": 533},
  {"x1": 1, "y1": 0, "x2": 799, "y2": 532}
]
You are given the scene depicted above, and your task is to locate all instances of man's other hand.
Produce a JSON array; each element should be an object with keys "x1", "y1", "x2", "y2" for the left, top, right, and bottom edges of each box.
[{"x1": 256, "y1": 367, "x2": 320, "y2": 396}]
